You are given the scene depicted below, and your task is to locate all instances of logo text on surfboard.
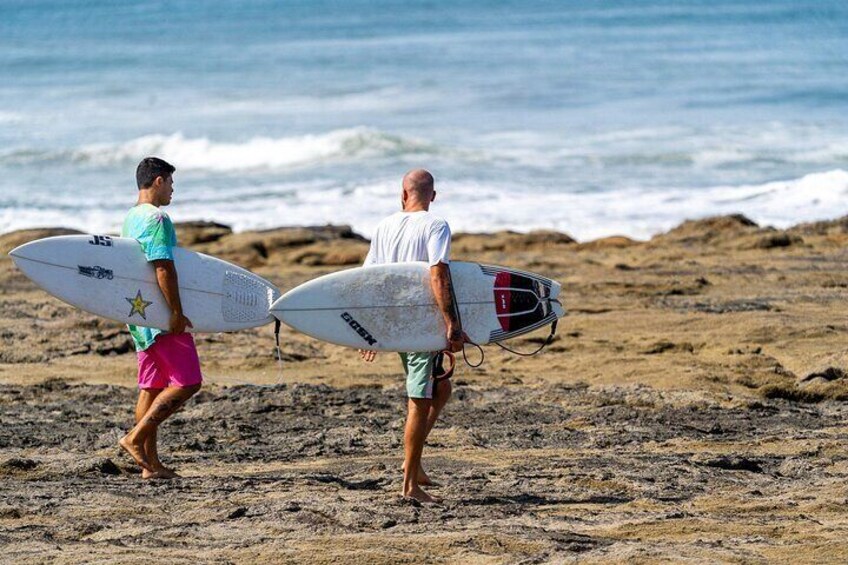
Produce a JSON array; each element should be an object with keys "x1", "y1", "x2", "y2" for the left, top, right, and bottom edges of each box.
[
  {"x1": 341, "y1": 312, "x2": 377, "y2": 346},
  {"x1": 89, "y1": 235, "x2": 113, "y2": 247},
  {"x1": 77, "y1": 265, "x2": 114, "y2": 280},
  {"x1": 126, "y1": 290, "x2": 153, "y2": 320}
]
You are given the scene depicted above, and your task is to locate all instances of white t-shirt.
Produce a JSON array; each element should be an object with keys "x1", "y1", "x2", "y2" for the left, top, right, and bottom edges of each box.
[{"x1": 363, "y1": 211, "x2": 451, "y2": 267}]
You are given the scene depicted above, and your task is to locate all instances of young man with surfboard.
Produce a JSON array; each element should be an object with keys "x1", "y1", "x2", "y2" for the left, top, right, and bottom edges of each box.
[
  {"x1": 360, "y1": 169, "x2": 466, "y2": 504},
  {"x1": 118, "y1": 157, "x2": 202, "y2": 479}
]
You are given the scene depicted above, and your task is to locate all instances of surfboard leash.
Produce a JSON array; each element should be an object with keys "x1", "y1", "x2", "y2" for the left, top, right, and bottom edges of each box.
[
  {"x1": 460, "y1": 340, "x2": 485, "y2": 368},
  {"x1": 433, "y1": 351, "x2": 457, "y2": 382},
  {"x1": 494, "y1": 319, "x2": 558, "y2": 357},
  {"x1": 273, "y1": 318, "x2": 285, "y2": 384},
  {"x1": 446, "y1": 263, "x2": 484, "y2": 369},
  {"x1": 457, "y1": 319, "x2": 557, "y2": 368},
  {"x1": 493, "y1": 297, "x2": 562, "y2": 357},
  {"x1": 459, "y1": 297, "x2": 562, "y2": 366}
]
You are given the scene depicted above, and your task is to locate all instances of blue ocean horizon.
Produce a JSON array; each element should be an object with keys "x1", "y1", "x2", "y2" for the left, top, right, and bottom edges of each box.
[{"x1": 1, "y1": 0, "x2": 847, "y2": 239}]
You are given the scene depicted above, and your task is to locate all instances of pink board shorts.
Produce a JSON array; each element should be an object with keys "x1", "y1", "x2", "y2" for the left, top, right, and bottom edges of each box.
[{"x1": 137, "y1": 333, "x2": 203, "y2": 390}]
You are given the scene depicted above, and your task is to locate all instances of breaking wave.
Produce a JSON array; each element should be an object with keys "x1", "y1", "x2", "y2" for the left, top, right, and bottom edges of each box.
[{"x1": 0, "y1": 128, "x2": 452, "y2": 171}]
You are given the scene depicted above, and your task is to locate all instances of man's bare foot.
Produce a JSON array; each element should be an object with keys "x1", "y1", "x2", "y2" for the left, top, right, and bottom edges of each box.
[
  {"x1": 119, "y1": 436, "x2": 153, "y2": 472},
  {"x1": 141, "y1": 465, "x2": 179, "y2": 479},
  {"x1": 156, "y1": 466, "x2": 181, "y2": 479},
  {"x1": 146, "y1": 454, "x2": 181, "y2": 479},
  {"x1": 402, "y1": 463, "x2": 436, "y2": 486},
  {"x1": 403, "y1": 485, "x2": 441, "y2": 504},
  {"x1": 417, "y1": 469, "x2": 437, "y2": 487}
]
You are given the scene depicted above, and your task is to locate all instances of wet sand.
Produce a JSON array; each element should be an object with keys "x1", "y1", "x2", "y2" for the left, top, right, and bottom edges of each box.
[{"x1": 2, "y1": 215, "x2": 848, "y2": 563}]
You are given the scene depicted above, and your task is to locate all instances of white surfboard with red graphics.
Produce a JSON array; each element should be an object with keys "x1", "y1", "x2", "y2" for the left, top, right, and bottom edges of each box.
[{"x1": 270, "y1": 261, "x2": 565, "y2": 352}]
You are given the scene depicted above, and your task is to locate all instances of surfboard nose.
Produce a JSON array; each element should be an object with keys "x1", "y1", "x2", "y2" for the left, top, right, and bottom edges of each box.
[
  {"x1": 8, "y1": 240, "x2": 44, "y2": 269},
  {"x1": 8, "y1": 236, "x2": 63, "y2": 262},
  {"x1": 8, "y1": 241, "x2": 33, "y2": 259}
]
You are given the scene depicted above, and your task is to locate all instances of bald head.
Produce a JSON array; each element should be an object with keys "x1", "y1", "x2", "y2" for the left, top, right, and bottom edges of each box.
[{"x1": 401, "y1": 169, "x2": 435, "y2": 211}]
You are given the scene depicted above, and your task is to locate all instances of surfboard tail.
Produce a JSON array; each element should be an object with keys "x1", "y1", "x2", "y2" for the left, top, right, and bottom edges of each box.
[{"x1": 549, "y1": 279, "x2": 566, "y2": 319}]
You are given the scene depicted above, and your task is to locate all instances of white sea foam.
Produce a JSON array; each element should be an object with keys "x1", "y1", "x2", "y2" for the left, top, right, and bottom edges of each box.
[
  {"x1": 6, "y1": 169, "x2": 845, "y2": 242},
  {"x1": 375, "y1": 169, "x2": 848, "y2": 240},
  {"x1": 2, "y1": 122, "x2": 847, "y2": 241},
  {"x1": 2, "y1": 122, "x2": 845, "y2": 178},
  {"x1": 471, "y1": 127, "x2": 847, "y2": 176},
  {"x1": 74, "y1": 129, "x2": 430, "y2": 171},
  {"x1": 27, "y1": 128, "x2": 447, "y2": 171},
  {"x1": 172, "y1": 168, "x2": 848, "y2": 240}
]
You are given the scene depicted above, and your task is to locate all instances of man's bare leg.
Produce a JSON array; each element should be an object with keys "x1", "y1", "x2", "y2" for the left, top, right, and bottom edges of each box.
[
  {"x1": 403, "y1": 379, "x2": 452, "y2": 486},
  {"x1": 133, "y1": 389, "x2": 180, "y2": 479},
  {"x1": 135, "y1": 389, "x2": 162, "y2": 478},
  {"x1": 120, "y1": 385, "x2": 200, "y2": 474},
  {"x1": 403, "y1": 397, "x2": 439, "y2": 503}
]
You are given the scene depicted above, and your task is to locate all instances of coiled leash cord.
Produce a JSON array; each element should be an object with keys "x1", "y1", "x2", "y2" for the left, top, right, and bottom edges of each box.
[
  {"x1": 456, "y1": 318, "x2": 558, "y2": 369},
  {"x1": 442, "y1": 281, "x2": 562, "y2": 370},
  {"x1": 454, "y1": 298, "x2": 563, "y2": 369},
  {"x1": 494, "y1": 318, "x2": 559, "y2": 356},
  {"x1": 433, "y1": 350, "x2": 456, "y2": 382}
]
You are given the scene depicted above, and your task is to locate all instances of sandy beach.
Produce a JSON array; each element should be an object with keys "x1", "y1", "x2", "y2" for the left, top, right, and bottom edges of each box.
[{"x1": 1, "y1": 216, "x2": 847, "y2": 563}]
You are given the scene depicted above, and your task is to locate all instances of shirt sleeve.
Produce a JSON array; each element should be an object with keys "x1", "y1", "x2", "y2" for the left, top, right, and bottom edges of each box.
[
  {"x1": 138, "y1": 212, "x2": 175, "y2": 262},
  {"x1": 426, "y1": 220, "x2": 451, "y2": 266}
]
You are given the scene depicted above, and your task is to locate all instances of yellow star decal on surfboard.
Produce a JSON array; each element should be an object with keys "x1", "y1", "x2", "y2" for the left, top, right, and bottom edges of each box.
[{"x1": 125, "y1": 290, "x2": 153, "y2": 320}]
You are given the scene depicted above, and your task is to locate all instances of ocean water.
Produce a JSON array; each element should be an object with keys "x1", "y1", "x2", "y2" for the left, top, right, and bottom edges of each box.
[{"x1": 1, "y1": 0, "x2": 847, "y2": 240}]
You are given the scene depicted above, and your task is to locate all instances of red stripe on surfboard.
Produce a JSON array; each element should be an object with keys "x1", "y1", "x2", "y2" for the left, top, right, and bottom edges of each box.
[{"x1": 494, "y1": 272, "x2": 512, "y2": 331}]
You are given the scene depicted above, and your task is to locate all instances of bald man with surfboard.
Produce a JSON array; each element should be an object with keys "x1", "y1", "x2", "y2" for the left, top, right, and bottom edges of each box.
[{"x1": 360, "y1": 169, "x2": 467, "y2": 504}]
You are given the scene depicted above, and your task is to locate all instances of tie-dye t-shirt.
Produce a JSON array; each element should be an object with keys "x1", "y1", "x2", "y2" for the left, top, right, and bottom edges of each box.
[{"x1": 121, "y1": 203, "x2": 178, "y2": 352}]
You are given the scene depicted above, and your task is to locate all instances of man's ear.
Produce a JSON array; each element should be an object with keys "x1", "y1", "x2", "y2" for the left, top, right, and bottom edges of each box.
[{"x1": 431, "y1": 190, "x2": 436, "y2": 202}]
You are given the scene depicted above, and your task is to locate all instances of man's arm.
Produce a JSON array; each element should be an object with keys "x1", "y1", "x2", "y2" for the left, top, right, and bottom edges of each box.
[
  {"x1": 430, "y1": 262, "x2": 465, "y2": 352},
  {"x1": 152, "y1": 259, "x2": 192, "y2": 334}
]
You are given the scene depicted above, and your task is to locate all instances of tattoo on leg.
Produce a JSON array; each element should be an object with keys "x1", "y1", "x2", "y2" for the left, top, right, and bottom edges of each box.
[{"x1": 141, "y1": 397, "x2": 184, "y2": 427}]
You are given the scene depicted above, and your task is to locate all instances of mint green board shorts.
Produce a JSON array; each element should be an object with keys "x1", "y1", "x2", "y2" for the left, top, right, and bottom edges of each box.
[{"x1": 398, "y1": 352, "x2": 437, "y2": 399}]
